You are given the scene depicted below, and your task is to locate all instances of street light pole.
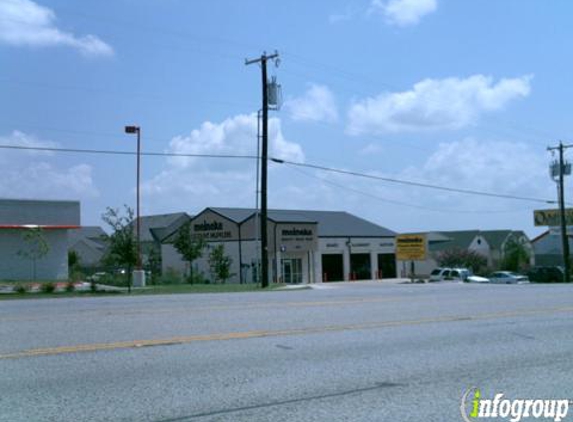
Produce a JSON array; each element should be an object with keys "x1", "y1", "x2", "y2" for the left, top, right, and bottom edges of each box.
[{"x1": 125, "y1": 125, "x2": 142, "y2": 275}]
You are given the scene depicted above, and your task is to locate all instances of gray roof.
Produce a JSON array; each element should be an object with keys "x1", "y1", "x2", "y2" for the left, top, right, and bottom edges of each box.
[
  {"x1": 209, "y1": 207, "x2": 395, "y2": 238},
  {"x1": 428, "y1": 230, "x2": 529, "y2": 252},
  {"x1": 68, "y1": 226, "x2": 107, "y2": 247},
  {"x1": 430, "y1": 230, "x2": 481, "y2": 252},
  {"x1": 135, "y1": 212, "x2": 191, "y2": 242}
]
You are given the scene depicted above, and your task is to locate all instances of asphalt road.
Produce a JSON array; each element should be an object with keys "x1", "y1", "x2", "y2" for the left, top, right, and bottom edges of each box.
[{"x1": 2, "y1": 282, "x2": 573, "y2": 422}]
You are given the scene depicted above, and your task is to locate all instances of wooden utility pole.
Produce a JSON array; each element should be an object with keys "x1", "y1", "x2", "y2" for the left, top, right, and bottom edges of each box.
[
  {"x1": 246, "y1": 51, "x2": 279, "y2": 288},
  {"x1": 548, "y1": 141, "x2": 572, "y2": 282}
]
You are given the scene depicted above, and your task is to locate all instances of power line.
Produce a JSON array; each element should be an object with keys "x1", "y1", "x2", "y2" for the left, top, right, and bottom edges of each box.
[
  {"x1": 0, "y1": 144, "x2": 257, "y2": 160},
  {"x1": 285, "y1": 163, "x2": 534, "y2": 215},
  {"x1": 0, "y1": 143, "x2": 558, "y2": 205},
  {"x1": 272, "y1": 158, "x2": 555, "y2": 204}
]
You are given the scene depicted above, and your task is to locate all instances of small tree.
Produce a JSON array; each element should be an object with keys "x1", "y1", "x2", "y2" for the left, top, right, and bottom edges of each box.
[
  {"x1": 208, "y1": 244, "x2": 234, "y2": 284},
  {"x1": 173, "y1": 221, "x2": 205, "y2": 284},
  {"x1": 68, "y1": 249, "x2": 82, "y2": 281},
  {"x1": 436, "y1": 248, "x2": 488, "y2": 274},
  {"x1": 502, "y1": 237, "x2": 530, "y2": 272},
  {"x1": 102, "y1": 206, "x2": 137, "y2": 293},
  {"x1": 146, "y1": 247, "x2": 161, "y2": 285},
  {"x1": 18, "y1": 227, "x2": 50, "y2": 280}
]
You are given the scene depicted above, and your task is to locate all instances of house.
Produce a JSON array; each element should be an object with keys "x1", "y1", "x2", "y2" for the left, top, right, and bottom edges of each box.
[
  {"x1": 133, "y1": 212, "x2": 191, "y2": 270},
  {"x1": 531, "y1": 230, "x2": 573, "y2": 267},
  {"x1": 0, "y1": 199, "x2": 80, "y2": 280},
  {"x1": 68, "y1": 226, "x2": 108, "y2": 269},
  {"x1": 397, "y1": 230, "x2": 534, "y2": 277}
]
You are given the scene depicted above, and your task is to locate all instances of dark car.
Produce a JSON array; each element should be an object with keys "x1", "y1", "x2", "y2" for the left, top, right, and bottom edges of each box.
[{"x1": 527, "y1": 266, "x2": 565, "y2": 283}]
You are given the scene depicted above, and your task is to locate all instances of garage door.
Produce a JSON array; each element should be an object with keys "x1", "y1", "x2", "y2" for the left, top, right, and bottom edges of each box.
[
  {"x1": 378, "y1": 253, "x2": 397, "y2": 279},
  {"x1": 351, "y1": 253, "x2": 371, "y2": 280},
  {"x1": 322, "y1": 254, "x2": 343, "y2": 282}
]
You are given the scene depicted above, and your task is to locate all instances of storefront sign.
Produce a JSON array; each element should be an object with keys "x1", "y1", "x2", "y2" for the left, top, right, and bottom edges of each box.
[
  {"x1": 278, "y1": 224, "x2": 317, "y2": 252},
  {"x1": 534, "y1": 208, "x2": 573, "y2": 226},
  {"x1": 396, "y1": 234, "x2": 427, "y2": 261},
  {"x1": 193, "y1": 219, "x2": 233, "y2": 239},
  {"x1": 190, "y1": 209, "x2": 239, "y2": 241}
]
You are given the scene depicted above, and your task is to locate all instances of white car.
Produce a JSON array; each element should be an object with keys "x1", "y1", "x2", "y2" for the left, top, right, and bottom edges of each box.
[
  {"x1": 429, "y1": 267, "x2": 451, "y2": 282},
  {"x1": 466, "y1": 275, "x2": 490, "y2": 283},
  {"x1": 429, "y1": 267, "x2": 471, "y2": 282},
  {"x1": 489, "y1": 271, "x2": 529, "y2": 284}
]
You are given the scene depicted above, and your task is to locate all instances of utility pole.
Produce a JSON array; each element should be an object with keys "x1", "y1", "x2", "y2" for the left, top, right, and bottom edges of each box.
[
  {"x1": 548, "y1": 141, "x2": 572, "y2": 283},
  {"x1": 246, "y1": 51, "x2": 279, "y2": 288}
]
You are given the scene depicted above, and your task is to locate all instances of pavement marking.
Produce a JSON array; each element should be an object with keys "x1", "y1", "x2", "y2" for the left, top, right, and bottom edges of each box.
[{"x1": 2, "y1": 305, "x2": 573, "y2": 360}]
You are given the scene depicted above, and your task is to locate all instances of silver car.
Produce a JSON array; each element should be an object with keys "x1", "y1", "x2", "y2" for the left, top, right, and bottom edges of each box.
[{"x1": 489, "y1": 271, "x2": 529, "y2": 284}]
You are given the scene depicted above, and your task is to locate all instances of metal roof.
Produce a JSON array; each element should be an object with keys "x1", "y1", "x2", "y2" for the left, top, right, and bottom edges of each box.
[
  {"x1": 428, "y1": 230, "x2": 529, "y2": 252},
  {"x1": 209, "y1": 207, "x2": 395, "y2": 237},
  {"x1": 134, "y1": 212, "x2": 191, "y2": 242}
]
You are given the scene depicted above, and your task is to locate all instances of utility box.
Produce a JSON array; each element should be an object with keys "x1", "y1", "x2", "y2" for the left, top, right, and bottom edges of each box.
[{"x1": 133, "y1": 270, "x2": 146, "y2": 287}]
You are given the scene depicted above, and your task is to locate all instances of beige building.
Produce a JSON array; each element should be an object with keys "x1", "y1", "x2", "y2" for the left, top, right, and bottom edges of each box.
[{"x1": 161, "y1": 207, "x2": 397, "y2": 284}]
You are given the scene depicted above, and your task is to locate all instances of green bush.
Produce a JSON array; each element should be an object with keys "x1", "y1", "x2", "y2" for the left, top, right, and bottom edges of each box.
[
  {"x1": 40, "y1": 282, "x2": 56, "y2": 293},
  {"x1": 65, "y1": 281, "x2": 76, "y2": 292},
  {"x1": 159, "y1": 268, "x2": 184, "y2": 285},
  {"x1": 187, "y1": 271, "x2": 209, "y2": 285},
  {"x1": 14, "y1": 283, "x2": 29, "y2": 294}
]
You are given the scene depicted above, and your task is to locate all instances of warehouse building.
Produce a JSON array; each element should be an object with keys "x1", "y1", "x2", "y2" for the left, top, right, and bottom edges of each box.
[
  {"x1": 161, "y1": 207, "x2": 396, "y2": 284},
  {"x1": 0, "y1": 199, "x2": 80, "y2": 280}
]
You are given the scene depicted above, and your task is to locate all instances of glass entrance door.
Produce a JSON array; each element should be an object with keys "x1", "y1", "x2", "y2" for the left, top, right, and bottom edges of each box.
[{"x1": 281, "y1": 258, "x2": 303, "y2": 284}]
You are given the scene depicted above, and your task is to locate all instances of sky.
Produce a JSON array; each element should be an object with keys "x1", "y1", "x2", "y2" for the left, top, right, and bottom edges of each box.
[{"x1": 1, "y1": 0, "x2": 572, "y2": 237}]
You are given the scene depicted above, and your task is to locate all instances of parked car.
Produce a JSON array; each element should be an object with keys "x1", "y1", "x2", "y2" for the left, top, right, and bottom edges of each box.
[
  {"x1": 429, "y1": 267, "x2": 471, "y2": 282},
  {"x1": 429, "y1": 267, "x2": 451, "y2": 282},
  {"x1": 527, "y1": 266, "x2": 565, "y2": 283},
  {"x1": 466, "y1": 275, "x2": 490, "y2": 283},
  {"x1": 447, "y1": 268, "x2": 471, "y2": 281},
  {"x1": 488, "y1": 271, "x2": 529, "y2": 284}
]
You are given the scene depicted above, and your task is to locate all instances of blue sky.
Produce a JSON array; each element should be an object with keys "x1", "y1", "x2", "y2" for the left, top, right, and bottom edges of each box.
[{"x1": 1, "y1": 0, "x2": 572, "y2": 236}]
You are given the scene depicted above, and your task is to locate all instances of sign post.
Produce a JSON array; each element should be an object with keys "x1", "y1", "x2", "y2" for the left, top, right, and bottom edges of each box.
[{"x1": 396, "y1": 234, "x2": 427, "y2": 282}]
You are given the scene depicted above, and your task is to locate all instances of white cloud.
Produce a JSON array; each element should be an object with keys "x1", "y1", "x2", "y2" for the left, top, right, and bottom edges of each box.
[
  {"x1": 0, "y1": 0, "x2": 113, "y2": 57},
  {"x1": 399, "y1": 138, "x2": 550, "y2": 205},
  {"x1": 359, "y1": 142, "x2": 385, "y2": 155},
  {"x1": 285, "y1": 84, "x2": 338, "y2": 123},
  {"x1": 271, "y1": 138, "x2": 552, "y2": 234},
  {"x1": 370, "y1": 0, "x2": 437, "y2": 26},
  {"x1": 0, "y1": 131, "x2": 98, "y2": 198},
  {"x1": 143, "y1": 114, "x2": 304, "y2": 210},
  {"x1": 347, "y1": 74, "x2": 532, "y2": 135}
]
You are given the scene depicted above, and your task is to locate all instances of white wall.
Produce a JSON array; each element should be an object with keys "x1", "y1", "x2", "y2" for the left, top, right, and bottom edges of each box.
[{"x1": 0, "y1": 230, "x2": 69, "y2": 280}]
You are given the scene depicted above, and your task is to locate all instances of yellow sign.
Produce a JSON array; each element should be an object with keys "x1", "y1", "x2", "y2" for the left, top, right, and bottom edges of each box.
[
  {"x1": 534, "y1": 209, "x2": 573, "y2": 226},
  {"x1": 396, "y1": 234, "x2": 427, "y2": 261}
]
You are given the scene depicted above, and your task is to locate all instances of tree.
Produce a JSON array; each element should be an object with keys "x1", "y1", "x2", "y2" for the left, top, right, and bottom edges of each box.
[
  {"x1": 502, "y1": 237, "x2": 530, "y2": 272},
  {"x1": 173, "y1": 221, "x2": 205, "y2": 283},
  {"x1": 146, "y1": 247, "x2": 161, "y2": 285},
  {"x1": 18, "y1": 227, "x2": 50, "y2": 280},
  {"x1": 102, "y1": 206, "x2": 137, "y2": 293},
  {"x1": 208, "y1": 244, "x2": 234, "y2": 284},
  {"x1": 68, "y1": 249, "x2": 80, "y2": 270},
  {"x1": 436, "y1": 248, "x2": 488, "y2": 274},
  {"x1": 68, "y1": 249, "x2": 82, "y2": 281}
]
